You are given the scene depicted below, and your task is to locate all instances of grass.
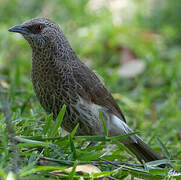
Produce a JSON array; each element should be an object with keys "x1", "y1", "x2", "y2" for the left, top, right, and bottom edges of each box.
[
  {"x1": 0, "y1": 0, "x2": 181, "y2": 179},
  {"x1": 0, "y1": 84, "x2": 180, "y2": 179}
]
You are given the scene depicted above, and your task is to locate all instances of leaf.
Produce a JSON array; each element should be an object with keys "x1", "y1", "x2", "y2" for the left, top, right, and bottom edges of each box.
[
  {"x1": 0, "y1": 80, "x2": 10, "y2": 89},
  {"x1": 76, "y1": 132, "x2": 137, "y2": 142},
  {"x1": 18, "y1": 141, "x2": 50, "y2": 148},
  {"x1": 157, "y1": 137, "x2": 170, "y2": 159},
  {"x1": 92, "y1": 171, "x2": 112, "y2": 178},
  {"x1": 98, "y1": 109, "x2": 108, "y2": 136},
  {"x1": 76, "y1": 135, "x2": 108, "y2": 141},
  {"x1": 108, "y1": 132, "x2": 138, "y2": 140},
  {"x1": 70, "y1": 123, "x2": 79, "y2": 138},
  {"x1": 69, "y1": 135, "x2": 77, "y2": 159},
  {"x1": 14, "y1": 136, "x2": 50, "y2": 145},
  {"x1": 14, "y1": 135, "x2": 65, "y2": 141},
  {"x1": 20, "y1": 165, "x2": 66, "y2": 177},
  {"x1": 0, "y1": 166, "x2": 7, "y2": 179},
  {"x1": 69, "y1": 160, "x2": 78, "y2": 180},
  {"x1": 70, "y1": 164, "x2": 101, "y2": 174},
  {"x1": 114, "y1": 166, "x2": 165, "y2": 179},
  {"x1": 52, "y1": 164, "x2": 101, "y2": 177},
  {"x1": 146, "y1": 159, "x2": 171, "y2": 167},
  {"x1": 49, "y1": 104, "x2": 66, "y2": 137},
  {"x1": 43, "y1": 113, "x2": 53, "y2": 135},
  {"x1": 76, "y1": 151, "x2": 102, "y2": 161},
  {"x1": 149, "y1": 168, "x2": 168, "y2": 175}
]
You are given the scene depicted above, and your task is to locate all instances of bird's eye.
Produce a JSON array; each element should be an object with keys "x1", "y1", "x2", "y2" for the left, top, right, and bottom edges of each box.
[
  {"x1": 29, "y1": 24, "x2": 44, "y2": 34},
  {"x1": 36, "y1": 25, "x2": 43, "y2": 31}
]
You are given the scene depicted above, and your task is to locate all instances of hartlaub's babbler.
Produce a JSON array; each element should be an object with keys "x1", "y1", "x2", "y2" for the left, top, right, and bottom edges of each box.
[{"x1": 8, "y1": 18, "x2": 167, "y2": 164}]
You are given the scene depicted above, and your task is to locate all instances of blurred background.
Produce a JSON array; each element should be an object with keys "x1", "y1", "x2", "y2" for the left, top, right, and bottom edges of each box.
[{"x1": 0, "y1": 0, "x2": 181, "y2": 165}]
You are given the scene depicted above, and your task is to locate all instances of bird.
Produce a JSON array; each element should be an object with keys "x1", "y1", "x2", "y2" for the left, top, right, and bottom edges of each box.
[{"x1": 8, "y1": 18, "x2": 167, "y2": 165}]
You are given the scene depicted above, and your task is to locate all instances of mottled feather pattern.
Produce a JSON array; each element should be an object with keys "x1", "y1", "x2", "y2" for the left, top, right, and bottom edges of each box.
[
  {"x1": 8, "y1": 18, "x2": 168, "y2": 165},
  {"x1": 27, "y1": 18, "x2": 125, "y2": 135}
]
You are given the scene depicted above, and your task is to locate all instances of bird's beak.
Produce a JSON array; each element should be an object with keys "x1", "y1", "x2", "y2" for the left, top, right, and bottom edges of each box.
[{"x1": 8, "y1": 25, "x2": 30, "y2": 35}]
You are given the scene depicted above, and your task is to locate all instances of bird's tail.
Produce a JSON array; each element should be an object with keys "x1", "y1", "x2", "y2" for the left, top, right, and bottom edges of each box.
[
  {"x1": 109, "y1": 115, "x2": 171, "y2": 167},
  {"x1": 124, "y1": 135, "x2": 162, "y2": 163},
  {"x1": 121, "y1": 135, "x2": 172, "y2": 168}
]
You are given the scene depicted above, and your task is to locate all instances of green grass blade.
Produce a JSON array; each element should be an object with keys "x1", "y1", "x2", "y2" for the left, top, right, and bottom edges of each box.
[
  {"x1": 76, "y1": 132, "x2": 137, "y2": 142},
  {"x1": 157, "y1": 137, "x2": 170, "y2": 159},
  {"x1": 146, "y1": 159, "x2": 170, "y2": 167},
  {"x1": 114, "y1": 166, "x2": 165, "y2": 179},
  {"x1": 20, "y1": 165, "x2": 66, "y2": 177},
  {"x1": 50, "y1": 104, "x2": 66, "y2": 137},
  {"x1": 108, "y1": 132, "x2": 137, "y2": 140},
  {"x1": 76, "y1": 135, "x2": 108, "y2": 141},
  {"x1": 68, "y1": 160, "x2": 78, "y2": 180},
  {"x1": 17, "y1": 140, "x2": 50, "y2": 148},
  {"x1": 43, "y1": 113, "x2": 53, "y2": 135},
  {"x1": 0, "y1": 166, "x2": 7, "y2": 179},
  {"x1": 70, "y1": 123, "x2": 79, "y2": 138},
  {"x1": 69, "y1": 135, "x2": 77, "y2": 159},
  {"x1": 77, "y1": 151, "x2": 102, "y2": 161},
  {"x1": 98, "y1": 109, "x2": 108, "y2": 136}
]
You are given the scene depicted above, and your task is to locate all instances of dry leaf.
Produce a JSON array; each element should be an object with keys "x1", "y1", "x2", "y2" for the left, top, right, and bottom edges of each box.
[
  {"x1": 52, "y1": 164, "x2": 101, "y2": 177},
  {"x1": 66, "y1": 164, "x2": 101, "y2": 174},
  {"x1": 0, "y1": 80, "x2": 10, "y2": 89}
]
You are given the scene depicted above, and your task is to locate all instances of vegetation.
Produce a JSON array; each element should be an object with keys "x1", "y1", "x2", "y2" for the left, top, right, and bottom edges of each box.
[{"x1": 0, "y1": 0, "x2": 181, "y2": 179}]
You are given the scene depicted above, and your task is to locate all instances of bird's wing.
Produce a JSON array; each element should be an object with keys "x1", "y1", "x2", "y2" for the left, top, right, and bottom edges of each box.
[{"x1": 72, "y1": 61, "x2": 126, "y2": 123}]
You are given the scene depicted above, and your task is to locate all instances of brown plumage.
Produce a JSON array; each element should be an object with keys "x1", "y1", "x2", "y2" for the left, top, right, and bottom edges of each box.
[{"x1": 8, "y1": 18, "x2": 168, "y2": 166}]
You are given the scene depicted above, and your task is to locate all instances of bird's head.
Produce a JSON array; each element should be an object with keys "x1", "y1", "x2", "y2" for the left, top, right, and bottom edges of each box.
[{"x1": 8, "y1": 18, "x2": 64, "y2": 49}]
